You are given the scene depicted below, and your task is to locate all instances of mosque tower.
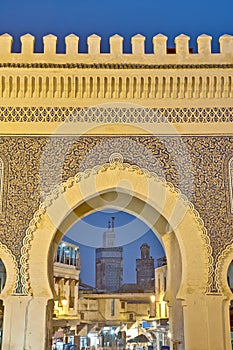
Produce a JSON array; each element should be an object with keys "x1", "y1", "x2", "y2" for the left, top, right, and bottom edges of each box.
[
  {"x1": 103, "y1": 217, "x2": 116, "y2": 248},
  {"x1": 96, "y1": 217, "x2": 123, "y2": 291},
  {"x1": 136, "y1": 243, "x2": 155, "y2": 290}
]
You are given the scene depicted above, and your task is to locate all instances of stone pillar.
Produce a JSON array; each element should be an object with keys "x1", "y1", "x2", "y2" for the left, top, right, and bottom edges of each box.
[
  {"x1": 24, "y1": 296, "x2": 49, "y2": 350},
  {"x1": 183, "y1": 293, "x2": 231, "y2": 350},
  {"x1": 163, "y1": 231, "x2": 184, "y2": 349},
  {"x1": 223, "y1": 298, "x2": 232, "y2": 350},
  {"x1": 163, "y1": 229, "x2": 232, "y2": 350},
  {"x1": 205, "y1": 294, "x2": 231, "y2": 350},
  {"x1": 2, "y1": 295, "x2": 31, "y2": 350},
  {"x1": 168, "y1": 299, "x2": 184, "y2": 350},
  {"x1": 2, "y1": 295, "x2": 50, "y2": 350}
]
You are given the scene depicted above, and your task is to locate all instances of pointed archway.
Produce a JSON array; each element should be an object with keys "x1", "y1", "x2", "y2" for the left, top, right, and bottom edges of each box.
[{"x1": 16, "y1": 156, "x2": 213, "y2": 350}]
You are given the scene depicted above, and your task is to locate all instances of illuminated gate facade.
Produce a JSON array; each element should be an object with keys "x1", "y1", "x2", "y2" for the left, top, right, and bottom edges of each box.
[{"x1": 0, "y1": 32, "x2": 232, "y2": 349}]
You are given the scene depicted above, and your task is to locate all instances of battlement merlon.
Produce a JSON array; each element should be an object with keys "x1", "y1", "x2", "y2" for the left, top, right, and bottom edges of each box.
[{"x1": 0, "y1": 33, "x2": 232, "y2": 64}]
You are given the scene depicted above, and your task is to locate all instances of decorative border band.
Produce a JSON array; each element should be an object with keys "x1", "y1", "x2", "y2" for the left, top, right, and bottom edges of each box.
[
  {"x1": 0, "y1": 63, "x2": 233, "y2": 69},
  {"x1": 0, "y1": 107, "x2": 233, "y2": 124}
]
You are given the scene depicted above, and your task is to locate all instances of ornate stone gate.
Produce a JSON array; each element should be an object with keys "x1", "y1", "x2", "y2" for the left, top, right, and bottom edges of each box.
[{"x1": 0, "y1": 32, "x2": 232, "y2": 349}]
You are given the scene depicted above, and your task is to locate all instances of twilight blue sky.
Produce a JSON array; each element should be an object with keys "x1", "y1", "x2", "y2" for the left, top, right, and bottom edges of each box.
[
  {"x1": 64, "y1": 210, "x2": 165, "y2": 286},
  {"x1": 0, "y1": 0, "x2": 232, "y2": 53}
]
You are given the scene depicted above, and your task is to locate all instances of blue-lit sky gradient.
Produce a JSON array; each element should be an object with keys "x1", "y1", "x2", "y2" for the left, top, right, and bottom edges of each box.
[
  {"x1": 64, "y1": 210, "x2": 165, "y2": 286},
  {"x1": 0, "y1": 0, "x2": 232, "y2": 53}
]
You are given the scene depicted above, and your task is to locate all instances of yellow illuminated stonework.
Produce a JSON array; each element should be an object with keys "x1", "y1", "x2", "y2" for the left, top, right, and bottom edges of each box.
[{"x1": 0, "y1": 32, "x2": 232, "y2": 349}]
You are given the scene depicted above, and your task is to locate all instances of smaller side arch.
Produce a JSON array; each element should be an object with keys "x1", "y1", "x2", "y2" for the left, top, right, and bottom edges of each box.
[
  {"x1": 215, "y1": 245, "x2": 233, "y2": 350},
  {"x1": 0, "y1": 242, "x2": 19, "y2": 298},
  {"x1": 216, "y1": 244, "x2": 233, "y2": 297}
]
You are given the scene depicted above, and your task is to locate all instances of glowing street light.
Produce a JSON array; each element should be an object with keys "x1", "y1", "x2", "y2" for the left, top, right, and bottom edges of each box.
[
  {"x1": 61, "y1": 296, "x2": 68, "y2": 307},
  {"x1": 150, "y1": 295, "x2": 156, "y2": 303}
]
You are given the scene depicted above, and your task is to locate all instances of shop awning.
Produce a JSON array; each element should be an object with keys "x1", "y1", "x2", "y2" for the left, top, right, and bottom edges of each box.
[
  {"x1": 127, "y1": 334, "x2": 150, "y2": 343},
  {"x1": 53, "y1": 330, "x2": 64, "y2": 339}
]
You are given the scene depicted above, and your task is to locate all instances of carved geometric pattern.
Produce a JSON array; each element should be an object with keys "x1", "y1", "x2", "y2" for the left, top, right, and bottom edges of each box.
[
  {"x1": 0, "y1": 106, "x2": 233, "y2": 123},
  {"x1": 0, "y1": 134, "x2": 233, "y2": 293},
  {"x1": 20, "y1": 155, "x2": 213, "y2": 295}
]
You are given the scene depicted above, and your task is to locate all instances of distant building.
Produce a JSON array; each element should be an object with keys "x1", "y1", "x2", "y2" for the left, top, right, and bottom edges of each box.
[
  {"x1": 78, "y1": 289, "x2": 152, "y2": 349},
  {"x1": 96, "y1": 218, "x2": 123, "y2": 291},
  {"x1": 149, "y1": 257, "x2": 170, "y2": 350},
  {"x1": 155, "y1": 257, "x2": 169, "y2": 320},
  {"x1": 52, "y1": 240, "x2": 81, "y2": 348},
  {"x1": 136, "y1": 243, "x2": 155, "y2": 290},
  {"x1": 103, "y1": 217, "x2": 116, "y2": 248}
]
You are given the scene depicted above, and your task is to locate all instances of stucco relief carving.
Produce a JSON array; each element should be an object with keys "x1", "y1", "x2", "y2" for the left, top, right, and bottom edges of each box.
[{"x1": 0, "y1": 134, "x2": 232, "y2": 293}]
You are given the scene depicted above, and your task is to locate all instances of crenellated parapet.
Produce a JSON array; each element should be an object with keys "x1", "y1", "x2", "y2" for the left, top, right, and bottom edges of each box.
[
  {"x1": 0, "y1": 33, "x2": 232, "y2": 108},
  {"x1": 0, "y1": 32, "x2": 232, "y2": 62}
]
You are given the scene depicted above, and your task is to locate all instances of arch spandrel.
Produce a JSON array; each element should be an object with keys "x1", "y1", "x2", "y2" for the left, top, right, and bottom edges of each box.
[{"x1": 22, "y1": 157, "x2": 212, "y2": 299}]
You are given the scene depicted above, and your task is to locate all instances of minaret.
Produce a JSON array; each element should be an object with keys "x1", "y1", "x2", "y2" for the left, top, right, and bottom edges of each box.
[
  {"x1": 96, "y1": 217, "x2": 123, "y2": 291},
  {"x1": 136, "y1": 243, "x2": 155, "y2": 290},
  {"x1": 103, "y1": 217, "x2": 116, "y2": 248}
]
